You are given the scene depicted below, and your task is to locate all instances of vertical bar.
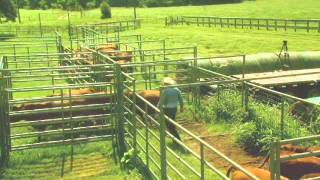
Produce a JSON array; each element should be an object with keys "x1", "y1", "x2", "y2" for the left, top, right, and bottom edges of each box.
[
  {"x1": 234, "y1": 18, "x2": 237, "y2": 29},
  {"x1": 159, "y1": 89, "x2": 167, "y2": 180},
  {"x1": 69, "y1": 88, "x2": 74, "y2": 171},
  {"x1": 27, "y1": 47, "x2": 31, "y2": 74},
  {"x1": 132, "y1": 7, "x2": 137, "y2": 20},
  {"x1": 61, "y1": 153, "x2": 65, "y2": 177},
  {"x1": 307, "y1": 20, "x2": 310, "y2": 32},
  {"x1": 242, "y1": 55, "x2": 246, "y2": 107},
  {"x1": 163, "y1": 40, "x2": 167, "y2": 77},
  {"x1": 200, "y1": 143, "x2": 205, "y2": 180},
  {"x1": 250, "y1": 19, "x2": 252, "y2": 29},
  {"x1": 144, "y1": 103, "x2": 149, "y2": 169},
  {"x1": 214, "y1": 17, "x2": 217, "y2": 27},
  {"x1": 294, "y1": 20, "x2": 297, "y2": 32},
  {"x1": 270, "y1": 142, "x2": 276, "y2": 180},
  {"x1": 132, "y1": 80, "x2": 137, "y2": 153},
  {"x1": 115, "y1": 64, "x2": 126, "y2": 158},
  {"x1": 285, "y1": 20, "x2": 287, "y2": 31},
  {"x1": 318, "y1": 21, "x2": 320, "y2": 33},
  {"x1": 280, "y1": 98, "x2": 285, "y2": 139},
  {"x1": 266, "y1": 19, "x2": 269, "y2": 30},
  {"x1": 38, "y1": 13, "x2": 43, "y2": 37},
  {"x1": 241, "y1": 18, "x2": 244, "y2": 29},
  {"x1": 258, "y1": 19, "x2": 260, "y2": 30},
  {"x1": 13, "y1": 44, "x2": 17, "y2": 68},
  {"x1": 68, "y1": 12, "x2": 72, "y2": 39},
  {"x1": 275, "y1": 140, "x2": 281, "y2": 180}
]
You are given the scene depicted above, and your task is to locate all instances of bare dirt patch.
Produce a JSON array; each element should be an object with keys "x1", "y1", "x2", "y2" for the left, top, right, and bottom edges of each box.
[{"x1": 179, "y1": 120, "x2": 266, "y2": 171}]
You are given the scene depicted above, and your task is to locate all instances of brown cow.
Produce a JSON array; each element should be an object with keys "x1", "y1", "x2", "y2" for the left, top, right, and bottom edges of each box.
[
  {"x1": 279, "y1": 150, "x2": 320, "y2": 180},
  {"x1": 227, "y1": 167, "x2": 289, "y2": 180},
  {"x1": 281, "y1": 144, "x2": 310, "y2": 153},
  {"x1": 12, "y1": 89, "x2": 112, "y2": 123},
  {"x1": 281, "y1": 144, "x2": 320, "y2": 157}
]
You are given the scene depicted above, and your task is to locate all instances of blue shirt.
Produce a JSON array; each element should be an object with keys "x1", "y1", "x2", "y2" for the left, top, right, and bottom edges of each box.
[{"x1": 159, "y1": 88, "x2": 183, "y2": 108}]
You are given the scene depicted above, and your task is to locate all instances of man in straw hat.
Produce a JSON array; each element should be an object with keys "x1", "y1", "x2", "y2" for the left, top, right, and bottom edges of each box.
[{"x1": 158, "y1": 77, "x2": 184, "y2": 144}]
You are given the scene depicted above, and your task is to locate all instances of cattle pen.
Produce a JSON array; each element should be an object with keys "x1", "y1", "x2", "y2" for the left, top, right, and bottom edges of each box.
[{"x1": 1, "y1": 19, "x2": 320, "y2": 180}]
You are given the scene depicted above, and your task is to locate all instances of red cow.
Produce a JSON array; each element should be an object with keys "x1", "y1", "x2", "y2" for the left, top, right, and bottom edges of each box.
[
  {"x1": 227, "y1": 167, "x2": 289, "y2": 180},
  {"x1": 279, "y1": 150, "x2": 320, "y2": 180}
]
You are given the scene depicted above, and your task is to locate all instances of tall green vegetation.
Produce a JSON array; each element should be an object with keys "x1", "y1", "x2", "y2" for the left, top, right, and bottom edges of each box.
[
  {"x1": 0, "y1": 0, "x2": 17, "y2": 21},
  {"x1": 196, "y1": 89, "x2": 310, "y2": 154}
]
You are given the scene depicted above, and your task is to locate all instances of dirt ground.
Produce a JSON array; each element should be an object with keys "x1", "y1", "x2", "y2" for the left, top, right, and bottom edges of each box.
[{"x1": 178, "y1": 120, "x2": 267, "y2": 171}]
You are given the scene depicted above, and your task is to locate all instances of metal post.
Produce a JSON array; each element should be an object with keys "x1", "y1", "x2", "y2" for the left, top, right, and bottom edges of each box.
[
  {"x1": 132, "y1": 80, "x2": 137, "y2": 153},
  {"x1": 144, "y1": 103, "x2": 149, "y2": 169},
  {"x1": 269, "y1": 142, "x2": 276, "y2": 180},
  {"x1": 134, "y1": 7, "x2": 137, "y2": 20},
  {"x1": 163, "y1": 40, "x2": 167, "y2": 77},
  {"x1": 38, "y1": 13, "x2": 43, "y2": 37},
  {"x1": 200, "y1": 143, "x2": 205, "y2": 180},
  {"x1": 68, "y1": 12, "x2": 72, "y2": 39},
  {"x1": 275, "y1": 140, "x2": 281, "y2": 180},
  {"x1": 242, "y1": 55, "x2": 246, "y2": 107},
  {"x1": 280, "y1": 98, "x2": 285, "y2": 139},
  {"x1": 115, "y1": 64, "x2": 126, "y2": 158},
  {"x1": 285, "y1": 20, "x2": 287, "y2": 31},
  {"x1": 159, "y1": 88, "x2": 167, "y2": 180}
]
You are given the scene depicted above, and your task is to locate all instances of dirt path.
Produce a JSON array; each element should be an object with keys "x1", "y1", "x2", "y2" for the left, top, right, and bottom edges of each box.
[{"x1": 178, "y1": 120, "x2": 267, "y2": 171}]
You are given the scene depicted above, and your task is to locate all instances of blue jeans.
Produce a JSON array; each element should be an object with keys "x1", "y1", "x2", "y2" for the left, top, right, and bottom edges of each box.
[{"x1": 163, "y1": 107, "x2": 181, "y2": 141}]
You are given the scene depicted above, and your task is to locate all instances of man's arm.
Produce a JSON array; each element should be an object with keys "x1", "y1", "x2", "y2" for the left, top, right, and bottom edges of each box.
[{"x1": 158, "y1": 89, "x2": 166, "y2": 108}]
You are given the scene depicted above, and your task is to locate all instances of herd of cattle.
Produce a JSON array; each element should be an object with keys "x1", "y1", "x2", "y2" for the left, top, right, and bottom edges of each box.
[
  {"x1": 71, "y1": 44, "x2": 134, "y2": 72},
  {"x1": 10, "y1": 43, "x2": 320, "y2": 179}
]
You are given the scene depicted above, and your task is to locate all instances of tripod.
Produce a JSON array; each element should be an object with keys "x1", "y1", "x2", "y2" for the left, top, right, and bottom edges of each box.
[{"x1": 277, "y1": 40, "x2": 290, "y2": 70}]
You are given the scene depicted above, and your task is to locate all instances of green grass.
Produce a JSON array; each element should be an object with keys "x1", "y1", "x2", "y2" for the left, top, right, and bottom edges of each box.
[
  {"x1": 2, "y1": 141, "x2": 143, "y2": 180},
  {"x1": 2, "y1": 0, "x2": 318, "y2": 56}
]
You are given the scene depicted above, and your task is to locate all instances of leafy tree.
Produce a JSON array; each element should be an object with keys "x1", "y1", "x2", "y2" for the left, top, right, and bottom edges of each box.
[
  {"x1": 0, "y1": 0, "x2": 17, "y2": 21},
  {"x1": 100, "y1": 1, "x2": 111, "y2": 19}
]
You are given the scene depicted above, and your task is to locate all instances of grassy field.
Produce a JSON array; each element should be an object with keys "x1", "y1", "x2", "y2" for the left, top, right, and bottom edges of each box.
[{"x1": 2, "y1": 0, "x2": 317, "y2": 56}]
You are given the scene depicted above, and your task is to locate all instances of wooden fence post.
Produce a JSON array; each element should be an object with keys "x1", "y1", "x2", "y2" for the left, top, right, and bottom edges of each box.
[
  {"x1": 285, "y1": 20, "x2": 287, "y2": 31},
  {"x1": 38, "y1": 13, "x2": 43, "y2": 37}
]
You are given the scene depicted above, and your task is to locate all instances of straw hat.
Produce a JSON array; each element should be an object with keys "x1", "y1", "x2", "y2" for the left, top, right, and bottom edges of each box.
[{"x1": 163, "y1": 77, "x2": 176, "y2": 85}]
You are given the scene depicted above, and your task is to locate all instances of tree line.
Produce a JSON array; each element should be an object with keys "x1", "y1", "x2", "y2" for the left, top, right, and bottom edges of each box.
[
  {"x1": 15, "y1": 0, "x2": 243, "y2": 10},
  {"x1": 0, "y1": 0, "x2": 243, "y2": 21}
]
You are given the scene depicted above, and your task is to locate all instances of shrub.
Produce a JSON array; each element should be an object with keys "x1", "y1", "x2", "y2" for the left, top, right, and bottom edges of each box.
[
  {"x1": 197, "y1": 89, "x2": 311, "y2": 154},
  {"x1": 100, "y1": 1, "x2": 112, "y2": 19}
]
